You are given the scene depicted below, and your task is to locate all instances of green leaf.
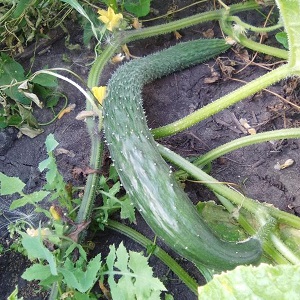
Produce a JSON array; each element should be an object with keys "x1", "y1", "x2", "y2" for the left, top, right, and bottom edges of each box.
[
  {"x1": 198, "y1": 264, "x2": 300, "y2": 299},
  {"x1": 12, "y1": 0, "x2": 32, "y2": 18},
  {"x1": 275, "y1": 32, "x2": 289, "y2": 49},
  {"x1": 10, "y1": 190, "x2": 50, "y2": 210},
  {"x1": 7, "y1": 286, "x2": 23, "y2": 300},
  {"x1": 59, "y1": 253, "x2": 102, "y2": 293},
  {"x1": 21, "y1": 233, "x2": 58, "y2": 275},
  {"x1": 100, "y1": 191, "x2": 136, "y2": 223},
  {"x1": 106, "y1": 242, "x2": 166, "y2": 299},
  {"x1": 22, "y1": 264, "x2": 52, "y2": 281},
  {"x1": 61, "y1": 0, "x2": 99, "y2": 40},
  {"x1": 0, "y1": 53, "x2": 30, "y2": 104},
  {"x1": 45, "y1": 134, "x2": 59, "y2": 152},
  {"x1": 0, "y1": 172, "x2": 25, "y2": 196},
  {"x1": 123, "y1": 0, "x2": 151, "y2": 17},
  {"x1": 73, "y1": 291, "x2": 92, "y2": 300},
  {"x1": 7, "y1": 114, "x2": 23, "y2": 127},
  {"x1": 31, "y1": 73, "x2": 58, "y2": 88},
  {"x1": 197, "y1": 200, "x2": 248, "y2": 241},
  {"x1": 64, "y1": 243, "x2": 87, "y2": 261},
  {"x1": 120, "y1": 196, "x2": 135, "y2": 222}
]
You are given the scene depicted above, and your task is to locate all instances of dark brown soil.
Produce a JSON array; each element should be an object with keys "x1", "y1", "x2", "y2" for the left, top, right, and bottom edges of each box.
[{"x1": 1, "y1": 1, "x2": 300, "y2": 299}]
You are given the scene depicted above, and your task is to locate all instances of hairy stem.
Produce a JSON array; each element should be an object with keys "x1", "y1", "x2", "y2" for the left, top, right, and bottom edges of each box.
[
  {"x1": 193, "y1": 128, "x2": 300, "y2": 167},
  {"x1": 227, "y1": 15, "x2": 283, "y2": 33},
  {"x1": 152, "y1": 65, "x2": 291, "y2": 138},
  {"x1": 158, "y1": 144, "x2": 300, "y2": 230},
  {"x1": 219, "y1": 17, "x2": 288, "y2": 59}
]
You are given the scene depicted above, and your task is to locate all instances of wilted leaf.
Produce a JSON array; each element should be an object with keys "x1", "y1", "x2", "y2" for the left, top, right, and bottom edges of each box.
[
  {"x1": 75, "y1": 110, "x2": 97, "y2": 120},
  {"x1": 57, "y1": 103, "x2": 76, "y2": 119},
  {"x1": 19, "y1": 124, "x2": 44, "y2": 138},
  {"x1": 55, "y1": 147, "x2": 75, "y2": 157}
]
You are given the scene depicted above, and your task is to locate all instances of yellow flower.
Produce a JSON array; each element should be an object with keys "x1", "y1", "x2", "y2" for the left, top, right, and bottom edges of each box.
[
  {"x1": 50, "y1": 205, "x2": 61, "y2": 221},
  {"x1": 98, "y1": 7, "x2": 123, "y2": 32},
  {"x1": 92, "y1": 86, "x2": 107, "y2": 104}
]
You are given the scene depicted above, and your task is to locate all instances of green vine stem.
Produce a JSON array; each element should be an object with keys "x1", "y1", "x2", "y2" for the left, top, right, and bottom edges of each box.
[
  {"x1": 227, "y1": 15, "x2": 283, "y2": 33},
  {"x1": 188, "y1": 128, "x2": 300, "y2": 169},
  {"x1": 88, "y1": 1, "x2": 260, "y2": 94},
  {"x1": 158, "y1": 144, "x2": 300, "y2": 264},
  {"x1": 78, "y1": 1, "x2": 261, "y2": 225},
  {"x1": 106, "y1": 220, "x2": 199, "y2": 295},
  {"x1": 270, "y1": 234, "x2": 300, "y2": 264},
  {"x1": 152, "y1": 64, "x2": 291, "y2": 138},
  {"x1": 157, "y1": 143, "x2": 300, "y2": 230},
  {"x1": 219, "y1": 17, "x2": 288, "y2": 59}
]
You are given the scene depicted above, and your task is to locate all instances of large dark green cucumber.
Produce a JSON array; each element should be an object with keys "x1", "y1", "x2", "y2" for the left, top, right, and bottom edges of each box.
[{"x1": 103, "y1": 39, "x2": 262, "y2": 270}]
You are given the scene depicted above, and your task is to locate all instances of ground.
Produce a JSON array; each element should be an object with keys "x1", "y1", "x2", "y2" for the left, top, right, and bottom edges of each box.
[{"x1": 0, "y1": 1, "x2": 300, "y2": 299}]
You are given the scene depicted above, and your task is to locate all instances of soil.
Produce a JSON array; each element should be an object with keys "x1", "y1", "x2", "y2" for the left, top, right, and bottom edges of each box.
[{"x1": 1, "y1": 1, "x2": 300, "y2": 299}]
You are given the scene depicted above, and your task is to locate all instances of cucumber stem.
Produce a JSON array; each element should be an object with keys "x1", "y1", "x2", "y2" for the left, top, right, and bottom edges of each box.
[
  {"x1": 270, "y1": 234, "x2": 300, "y2": 264},
  {"x1": 227, "y1": 15, "x2": 283, "y2": 33},
  {"x1": 107, "y1": 220, "x2": 199, "y2": 294},
  {"x1": 219, "y1": 17, "x2": 288, "y2": 59},
  {"x1": 152, "y1": 65, "x2": 291, "y2": 138},
  {"x1": 157, "y1": 143, "x2": 300, "y2": 230},
  {"x1": 191, "y1": 128, "x2": 300, "y2": 168}
]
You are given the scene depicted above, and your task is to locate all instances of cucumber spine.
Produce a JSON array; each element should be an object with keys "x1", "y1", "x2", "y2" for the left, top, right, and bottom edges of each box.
[{"x1": 103, "y1": 39, "x2": 262, "y2": 270}]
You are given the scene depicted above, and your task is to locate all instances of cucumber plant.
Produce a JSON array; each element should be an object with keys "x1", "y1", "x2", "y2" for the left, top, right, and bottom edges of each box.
[
  {"x1": 103, "y1": 38, "x2": 262, "y2": 271},
  {"x1": 82, "y1": 0, "x2": 300, "y2": 288},
  {"x1": 2, "y1": 0, "x2": 300, "y2": 298}
]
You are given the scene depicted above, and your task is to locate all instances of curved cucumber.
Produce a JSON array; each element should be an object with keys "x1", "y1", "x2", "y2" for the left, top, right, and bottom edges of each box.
[{"x1": 103, "y1": 39, "x2": 262, "y2": 270}]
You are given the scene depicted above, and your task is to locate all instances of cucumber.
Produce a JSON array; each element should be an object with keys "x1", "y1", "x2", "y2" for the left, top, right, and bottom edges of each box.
[{"x1": 103, "y1": 39, "x2": 262, "y2": 270}]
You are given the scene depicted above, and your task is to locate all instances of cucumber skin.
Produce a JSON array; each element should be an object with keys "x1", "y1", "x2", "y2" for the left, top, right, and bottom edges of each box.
[{"x1": 103, "y1": 39, "x2": 262, "y2": 270}]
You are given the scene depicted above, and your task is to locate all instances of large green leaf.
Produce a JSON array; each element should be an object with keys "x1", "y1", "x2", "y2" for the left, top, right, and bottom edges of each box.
[
  {"x1": 21, "y1": 233, "x2": 57, "y2": 275},
  {"x1": 0, "y1": 172, "x2": 25, "y2": 196},
  {"x1": 0, "y1": 53, "x2": 30, "y2": 104},
  {"x1": 123, "y1": 0, "x2": 151, "y2": 17},
  {"x1": 22, "y1": 264, "x2": 52, "y2": 281},
  {"x1": 198, "y1": 264, "x2": 300, "y2": 299}
]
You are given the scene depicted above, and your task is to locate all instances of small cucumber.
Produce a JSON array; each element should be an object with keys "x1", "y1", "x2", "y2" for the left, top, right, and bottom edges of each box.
[{"x1": 103, "y1": 39, "x2": 262, "y2": 270}]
